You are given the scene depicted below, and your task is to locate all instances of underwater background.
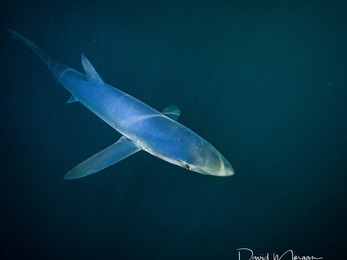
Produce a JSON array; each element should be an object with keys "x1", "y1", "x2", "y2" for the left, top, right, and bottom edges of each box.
[{"x1": 1, "y1": 0, "x2": 346, "y2": 259}]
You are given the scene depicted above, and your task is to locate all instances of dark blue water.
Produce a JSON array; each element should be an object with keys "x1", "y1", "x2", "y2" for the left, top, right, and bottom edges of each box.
[{"x1": 1, "y1": 1, "x2": 346, "y2": 259}]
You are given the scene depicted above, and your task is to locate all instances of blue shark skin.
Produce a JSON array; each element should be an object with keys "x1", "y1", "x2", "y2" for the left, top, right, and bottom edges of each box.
[{"x1": 2, "y1": 25, "x2": 234, "y2": 179}]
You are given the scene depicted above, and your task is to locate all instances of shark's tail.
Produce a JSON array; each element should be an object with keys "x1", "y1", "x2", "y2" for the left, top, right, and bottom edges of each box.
[{"x1": 1, "y1": 25, "x2": 54, "y2": 68}]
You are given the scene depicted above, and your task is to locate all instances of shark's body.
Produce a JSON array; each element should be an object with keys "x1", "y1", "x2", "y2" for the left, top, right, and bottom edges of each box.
[{"x1": 2, "y1": 25, "x2": 234, "y2": 179}]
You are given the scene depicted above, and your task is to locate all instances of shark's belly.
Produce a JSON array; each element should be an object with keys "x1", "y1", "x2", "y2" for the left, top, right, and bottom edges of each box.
[{"x1": 61, "y1": 76, "x2": 209, "y2": 166}]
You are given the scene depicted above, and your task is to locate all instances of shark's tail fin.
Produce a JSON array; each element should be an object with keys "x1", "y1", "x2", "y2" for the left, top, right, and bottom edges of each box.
[{"x1": 1, "y1": 25, "x2": 54, "y2": 68}]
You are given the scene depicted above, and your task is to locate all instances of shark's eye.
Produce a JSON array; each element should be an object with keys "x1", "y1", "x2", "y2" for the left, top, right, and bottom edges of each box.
[{"x1": 185, "y1": 164, "x2": 191, "y2": 170}]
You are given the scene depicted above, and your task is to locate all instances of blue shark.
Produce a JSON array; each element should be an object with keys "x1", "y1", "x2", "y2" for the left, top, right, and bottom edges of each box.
[{"x1": 2, "y1": 25, "x2": 234, "y2": 179}]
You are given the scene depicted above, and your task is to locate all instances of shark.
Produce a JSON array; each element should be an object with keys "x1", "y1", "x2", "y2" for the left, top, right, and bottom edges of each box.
[{"x1": 2, "y1": 25, "x2": 234, "y2": 179}]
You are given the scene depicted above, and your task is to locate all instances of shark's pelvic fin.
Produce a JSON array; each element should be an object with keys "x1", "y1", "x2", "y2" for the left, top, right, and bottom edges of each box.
[
  {"x1": 81, "y1": 54, "x2": 104, "y2": 84},
  {"x1": 67, "y1": 95, "x2": 78, "y2": 103}
]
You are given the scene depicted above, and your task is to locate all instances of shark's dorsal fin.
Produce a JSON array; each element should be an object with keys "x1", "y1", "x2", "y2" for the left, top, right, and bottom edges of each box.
[
  {"x1": 81, "y1": 54, "x2": 104, "y2": 84},
  {"x1": 162, "y1": 105, "x2": 180, "y2": 121}
]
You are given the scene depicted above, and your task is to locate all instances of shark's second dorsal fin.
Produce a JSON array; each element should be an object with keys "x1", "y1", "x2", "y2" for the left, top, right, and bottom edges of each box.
[{"x1": 81, "y1": 54, "x2": 104, "y2": 84}]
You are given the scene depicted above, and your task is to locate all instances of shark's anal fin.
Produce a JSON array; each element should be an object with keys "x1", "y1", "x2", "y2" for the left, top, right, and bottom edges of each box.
[
  {"x1": 162, "y1": 105, "x2": 180, "y2": 121},
  {"x1": 64, "y1": 136, "x2": 141, "y2": 180}
]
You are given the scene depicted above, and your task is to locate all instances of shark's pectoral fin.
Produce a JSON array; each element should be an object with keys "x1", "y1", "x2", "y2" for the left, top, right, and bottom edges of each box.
[
  {"x1": 64, "y1": 136, "x2": 141, "y2": 180},
  {"x1": 162, "y1": 105, "x2": 180, "y2": 121}
]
